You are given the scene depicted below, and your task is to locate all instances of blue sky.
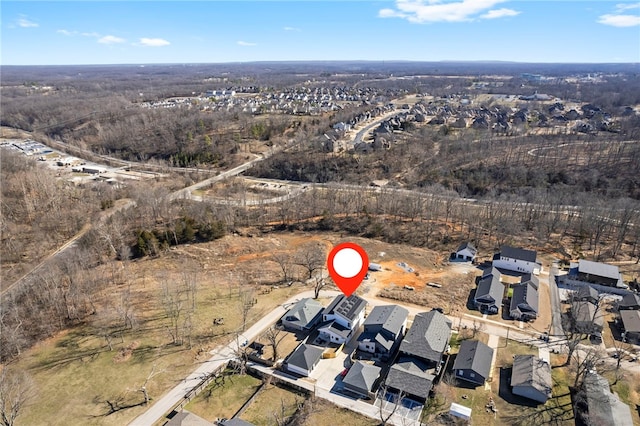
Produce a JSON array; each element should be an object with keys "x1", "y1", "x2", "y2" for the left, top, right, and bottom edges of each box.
[{"x1": 2, "y1": 1, "x2": 639, "y2": 65}]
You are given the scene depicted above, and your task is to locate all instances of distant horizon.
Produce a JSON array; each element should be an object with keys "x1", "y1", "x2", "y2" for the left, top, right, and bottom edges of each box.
[
  {"x1": 2, "y1": 1, "x2": 639, "y2": 66},
  {"x1": 2, "y1": 59, "x2": 639, "y2": 67}
]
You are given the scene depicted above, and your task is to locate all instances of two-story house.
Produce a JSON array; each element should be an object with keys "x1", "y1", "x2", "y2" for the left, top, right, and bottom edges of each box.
[
  {"x1": 358, "y1": 305, "x2": 409, "y2": 360},
  {"x1": 318, "y1": 294, "x2": 367, "y2": 344},
  {"x1": 493, "y1": 245, "x2": 542, "y2": 275},
  {"x1": 384, "y1": 309, "x2": 452, "y2": 403}
]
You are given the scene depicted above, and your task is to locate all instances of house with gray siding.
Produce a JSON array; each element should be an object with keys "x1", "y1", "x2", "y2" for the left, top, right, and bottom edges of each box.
[
  {"x1": 453, "y1": 340, "x2": 494, "y2": 386},
  {"x1": 358, "y1": 305, "x2": 408, "y2": 359},
  {"x1": 474, "y1": 268, "x2": 504, "y2": 315},
  {"x1": 342, "y1": 361, "x2": 382, "y2": 399},
  {"x1": 510, "y1": 355, "x2": 552, "y2": 403}
]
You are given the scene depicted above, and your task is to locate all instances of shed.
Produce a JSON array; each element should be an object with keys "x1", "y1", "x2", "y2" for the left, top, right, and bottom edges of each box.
[{"x1": 449, "y1": 403, "x2": 471, "y2": 421}]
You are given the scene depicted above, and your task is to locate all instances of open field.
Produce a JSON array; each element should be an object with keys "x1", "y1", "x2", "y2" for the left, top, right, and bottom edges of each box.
[
  {"x1": 239, "y1": 382, "x2": 305, "y2": 426},
  {"x1": 184, "y1": 371, "x2": 262, "y2": 421}
]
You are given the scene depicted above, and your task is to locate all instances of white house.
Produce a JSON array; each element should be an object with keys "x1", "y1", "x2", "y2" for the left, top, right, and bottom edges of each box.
[
  {"x1": 318, "y1": 295, "x2": 367, "y2": 344},
  {"x1": 511, "y1": 355, "x2": 552, "y2": 403},
  {"x1": 492, "y1": 245, "x2": 542, "y2": 275},
  {"x1": 285, "y1": 344, "x2": 324, "y2": 377},
  {"x1": 452, "y1": 242, "x2": 477, "y2": 262}
]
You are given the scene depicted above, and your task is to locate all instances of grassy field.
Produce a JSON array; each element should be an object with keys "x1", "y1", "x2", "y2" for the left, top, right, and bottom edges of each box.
[
  {"x1": 184, "y1": 372, "x2": 262, "y2": 421},
  {"x1": 303, "y1": 398, "x2": 378, "y2": 426},
  {"x1": 10, "y1": 236, "x2": 306, "y2": 426},
  {"x1": 239, "y1": 383, "x2": 305, "y2": 426}
]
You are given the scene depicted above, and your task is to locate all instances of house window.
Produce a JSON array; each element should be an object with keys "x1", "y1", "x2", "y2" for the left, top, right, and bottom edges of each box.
[
  {"x1": 470, "y1": 372, "x2": 475, "y2": 378},
  {"x1": 458, "y1": 370, "x2": 463, "y2": 376}
]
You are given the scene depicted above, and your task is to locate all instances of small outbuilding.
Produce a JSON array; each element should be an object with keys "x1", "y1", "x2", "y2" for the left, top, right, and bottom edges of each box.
[{"x1": 449, "y1": 403, "x2": 472, "y2": 421}]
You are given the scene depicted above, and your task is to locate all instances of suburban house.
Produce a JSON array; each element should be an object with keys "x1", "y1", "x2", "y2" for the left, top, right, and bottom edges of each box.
[
  {"x1": 318, "y1": 294, "x2": 367, "y2": 344},
  {"x1": 453, "y1": 340, "x2": 494, "y2": 386},
  {"x1": 384, "y1": 309, "x2": 452, "y2": 403},
  {"x1": 492, "y1": 245, "x2": 542, "y2": 275},
  {"x1": 474, "y1": 267, "x2": 504, "y2": 315},
  {"x1": 341, "y1": 361, "x2": 382, "y2": 399},
  {"x1": 358, "y1": 305, "x2": 409, "y2": 359},
  {"x1": 510, "y1": 278, "x2": 539, "y2": 321},
  {"x1": 570, "y1": 300, "x2": 604, "y2": 335},
  {"x1": 572, "y1": 285, "x2": 599, "y2": 306},
  {"x1": 384, "y1": 358, "x2": 435, "y2": 403},
  {"x1": 452, "y1": 242, "x2": 477, "y2": 262},
  {"x1": 576, "y1": 372, "x2": 634, "y2": 426},
  {"x1": 281, "y1": 298, "x2": 324, "y2": 332},
  {"x1": 620, "y1": 310, "x2": 640, "y2": 344},
  {"x1": 569, "y1": 259, "x2": 625, "y2": 288},
  {"x1": 510, "y1": 355, "x2": 552, "y2": 403},
  {"x1": 617, "y1": 293, "x2": 640, "y2": 311},
  {"x1": 398, "y1": 309, "x2": 452, "y2": 369},
  {"x1": 284, "y1": 344, "x2": 324, "y2": 377}
]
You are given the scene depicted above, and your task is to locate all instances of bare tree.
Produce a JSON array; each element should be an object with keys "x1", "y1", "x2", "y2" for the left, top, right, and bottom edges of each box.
[
  {"x1": 295, "y1": 244, "x2": 325, "y2": 281},
  {"x1": 312, "y1": 273, "x2": 325, "y2": 299},
  {"x1": 161, "y1": 281, "x2": 185, "y2": 345},
  {"x1": 264, "y1": 325, "x2": 287, "y2": 362},
  {"x1": 139, "y1": 364, "x2": 165, "y2": 405},
  {"x1": 377, "y1": 386, "x2": 405, "y2": 426},
  {"x1": 271, "y1": 252, "x2": 296, "y2": 284},
  {"x1": 0, "y1": 367, "x2": 36, "y2": 426},
  {"x1": 238, "y1": 285, "x2": 256, "y2": 332}
]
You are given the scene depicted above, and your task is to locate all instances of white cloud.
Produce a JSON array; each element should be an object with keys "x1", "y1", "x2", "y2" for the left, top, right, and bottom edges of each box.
[
  {"x1": 57, "y1": 29, "x2": 77, "y2": 36},
  {"x1": 598, "y1": 13, "x2": 640, "y2": 27},
  {"x1": 138, "y1": 37, "x2": 171, "y2": 47},
  {"x1": 615, "y1": 3, "x2": 640, "y2": 11},
  {"x1": 98, "y1": 35, "x2": 126, "y2": 44},
  {"x1": 17, "y1": 17, "x2": 39, "y2": 28},
  {"x1": 237, "y1": 40, "x2": 257, "y2": 46},
  {"x1": 480, "y1": 8, "x2": 520, "y2": 19},
  {"x1": 283, "y1": 26, "x2": 301, "y2": 31},
  {"x1": 82, "y1": 32, "x2": 100, "y2": 38},
  {"x1": 379, "y1": 0, "x2": 520, "y2": 23}
]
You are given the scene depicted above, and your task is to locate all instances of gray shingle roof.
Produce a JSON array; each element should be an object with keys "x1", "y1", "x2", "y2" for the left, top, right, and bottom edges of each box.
[
  {"x1": 571, "y1": 300, "x2": 604, "y2": 329},
  {"x1": 283, "y1": 298, "x2": 323, "y2": 328},
  {"x1": 510, "y1": 355, "x2": 552, "y2": 399},
  {"x1": 578, "y1": 260, "x2": 620, "y2": 280},
  {"x1": 500, "y1": 245, "x2": 537, "y2": 263},
  {"x1": 319, "y1": 321, "x2": 352, "y2": 339},
  {"x1": 520, "y1": 273, "x2": 539, "y2": 289},
  {"x1": 576, "y1": 285, "x2": 599, "y2": 302},
  {"x1": 510, "y1": 282, "x2": 539, "y2": 315},
  {"x1": 453, "y1": 340, "x2": 494, "y2": 380},
  {"x1": 476, "y1": 272, "x2": 504, "y2": 304},
  {"x1": 363, "y1": 305, "x2": 409, "y2": 336},
  {"x1": 286, "y1": 344, "x2": 324, "y2": 371},
  {"x1": 324, "y1": 294, "x2": 367, "y2": 321},
  {"x1": 342, "y1": 361, "x2": 381, "y2": 394},
  {"x1": 620, "y1": 310, "x2": 640, "y2": 333},
  {"x1": 584, "y1": 372, "x2": 634, "y2": 426},
  {"x1": 619, "y1": 293, "x2": 640, "y2": 310},
  {"x1": 456, "y1": 242, "x2": 477, "y2": 255},
  {"x1": 384, "y1": 357, "x2": 435, "y2": 400},
  {"x1": 400, "y1": 310, "x2": 452, "y2": 363}
]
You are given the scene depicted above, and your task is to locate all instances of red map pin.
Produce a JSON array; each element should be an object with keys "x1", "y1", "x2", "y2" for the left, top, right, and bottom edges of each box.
[{"x1": 327, "y1": 242, "x2": 369, "y2": 297}]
